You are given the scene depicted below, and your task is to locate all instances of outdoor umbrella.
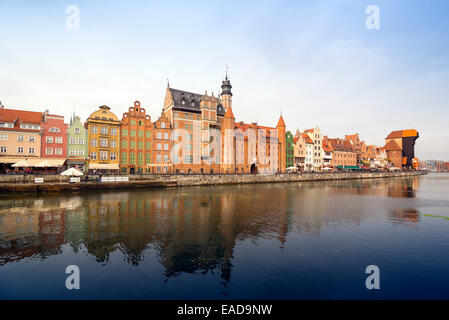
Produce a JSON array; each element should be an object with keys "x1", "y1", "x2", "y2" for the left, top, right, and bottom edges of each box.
[{"x1": 60, "y1": 167, "x2": 84, "y2": 176}]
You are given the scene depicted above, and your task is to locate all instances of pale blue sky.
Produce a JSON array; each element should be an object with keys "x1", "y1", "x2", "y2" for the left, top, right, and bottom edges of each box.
[{"x1": 0, "y1": 0, "x2": 448, "y2": 159}]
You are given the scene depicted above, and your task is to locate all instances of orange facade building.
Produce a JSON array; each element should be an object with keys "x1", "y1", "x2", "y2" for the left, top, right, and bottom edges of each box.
[{"x1": 120, "y1": 101, "x2": 153, "y2": 174}]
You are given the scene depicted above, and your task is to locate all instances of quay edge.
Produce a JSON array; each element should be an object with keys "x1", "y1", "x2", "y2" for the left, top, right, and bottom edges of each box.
[{"x1": 0, "y1": 171, "x2": 427, "y2": 194}]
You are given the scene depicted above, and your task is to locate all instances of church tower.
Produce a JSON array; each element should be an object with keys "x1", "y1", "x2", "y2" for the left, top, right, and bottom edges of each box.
[
  {"x1": 221, "y1": 72, "x2": 232, "y2": 111},
  {"x1": 277, "y1": 115, "x2": 286, "y2": 173}
]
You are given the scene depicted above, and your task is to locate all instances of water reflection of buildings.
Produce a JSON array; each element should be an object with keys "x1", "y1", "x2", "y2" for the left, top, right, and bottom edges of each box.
[{"x1": 0, "y1": 176, "x2": 422, "y2": 278}]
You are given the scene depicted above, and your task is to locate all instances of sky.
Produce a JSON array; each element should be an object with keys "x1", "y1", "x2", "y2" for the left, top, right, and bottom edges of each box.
[{"x1": 0, "y1": 0, "x2": 448, "y2": 159}]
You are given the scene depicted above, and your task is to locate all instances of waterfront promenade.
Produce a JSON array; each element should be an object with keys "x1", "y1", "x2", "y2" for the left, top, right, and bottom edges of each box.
[{"x1": 0, "y1": 171, "x2": 426, "y2": 193}]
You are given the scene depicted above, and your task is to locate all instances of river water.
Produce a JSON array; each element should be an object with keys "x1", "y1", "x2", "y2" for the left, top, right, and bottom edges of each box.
[{"x1": 0, "y1": 173, "x2": 448, "y2": 299}]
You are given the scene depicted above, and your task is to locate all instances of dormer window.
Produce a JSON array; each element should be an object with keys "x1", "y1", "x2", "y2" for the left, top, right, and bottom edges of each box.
[
  {"x1": 49, "y1": 127, "x2": 60, "y2": 133},
  {"x1": 182, "y1": 100, "x2": 186, "y2": 105},
  {"x1": 191, "y1": 101, "x2": 195, "y2": 107}
]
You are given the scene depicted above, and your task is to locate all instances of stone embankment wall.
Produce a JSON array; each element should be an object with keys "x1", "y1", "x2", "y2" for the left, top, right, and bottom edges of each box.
[{"x1": 0, "y1": 171, "x2": 425, "y2": 193}]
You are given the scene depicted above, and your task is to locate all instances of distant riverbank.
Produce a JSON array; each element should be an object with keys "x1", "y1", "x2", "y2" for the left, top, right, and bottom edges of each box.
[{"x1": 0, "y1": 171, "x2": 426, "y2": 194}]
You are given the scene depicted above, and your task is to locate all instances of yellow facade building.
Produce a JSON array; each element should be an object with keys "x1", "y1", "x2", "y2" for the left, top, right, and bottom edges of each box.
[{"x1": 86, "y1": 105, "x2": 121, "y2": 172}]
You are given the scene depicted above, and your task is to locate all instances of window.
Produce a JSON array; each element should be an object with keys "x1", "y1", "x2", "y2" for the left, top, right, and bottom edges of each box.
[
  {"x1": 0, "y1": 146, "x2": 7, "y2": 153},
  {"x1": 163, "y1": 154, "x2": 169, "y2": 162},
  {"x1": 18, "y1": 135, "x2": 24, "y2": 142},
  {"x1": 75, "y1": 128, "x2": 80, "y2": 134},
  {"x1": 174, "y1": 112, "x2": 178, "y2": 118},
  {"x1": 184, "y1": 155, "x2": 193, "y2": 164},
  {"x1": 78, "y1": 149, "x2": 84, "y2": 156},
  {"x1": 100, "y1": 127, "x2": 108, "y2": 135},
  {"x1": 130, "y1": 152, "x2": 136, "y2": 164},
  {"x1": 0, "y1": 133, "x2": 7, "y2": 141},
  {"x1": 100, "y1": 151, "x2": 108, "y2": 160},
  {"x1": 28, "y1": 136, "x2": 35, "y2": 142},
  {"x1": 100, "y1": 138, "x2": 108, "y2": 147},
  {"x1": 157, "y1": 132, "x2": 162, "y2": 139},
  {"x1": 130, "y1": 140, "x2": 136, "y2": 148},
  {"x1": 55, "y1": 148, "x2": 62, "y2": 155},
  {"x1": 18, "y1": 147, "x2": 24, "y2": 153},
  {"x1": 28, "y1": 147, "x2": 35, "y2": 154},
  {"x1": 121, "y1": 152, "x2": 128, "y2": 165},
  {"x1": 145, "y1": 141, "x2": 151, "y2": 149},
  {"x1": 145, "y1": 131, "x2": 151, "y2": 138},
  {"x1": 164, "y1": 132, "x2": 169, "y2": 139},
  {"x1": 55, "y1": 137, "x2": 63, "y2": 144},
  {"x1": 138, "y1": 141, "x2": 143, "y2": 149},
  {"x1": 90, "y1": 152, "x2": 97, "y2": 160},
  {"x1": 146, "y1": 153, "x2": 151, "y2": 164},
  {"x1": 161, "y1": 122, "x2": 166, "y2": 128},
  {"x1": 130, "y1": 129, "x2": 136, "y2": 137},
  {"x1": 130, "y1": 120, "x2": 136, "y2": 126},
  {"x1": 49, "y1": 127, "x2": 60, "y2": 133},
  {"x1": 138, "y1": 130, "x2": 144, "y2": 137},
  {"x1": 122, "y1": 129, "x2": 128, "y2": 136},
  {"x1": 111, "y1": 128, "x2": 117, "y2": 135},
  {"x1": 121, "y1": 140, "x2": 128, "y2": 148},
  {"x1": 157, "y1": 143, "x2": 162, "y2": 150},
  {"x1": 91, "y1": 139, "x2": 97, "y2": 147},
  {"x1": 164, "y1": 143, "x2": 169, "y2": 151},
  {"x1": 70, "y1": 149, "x2": 76, "y2": 156},
  {"x1": 91, "y1": 126, "x2": 98, "y2": 134},
  {"x1": 70, "y1": 138, "x2": 76, "y2": 144},
  {"x1": 45, "y1": 147, "x2": 53, "y2": 155},
  {"x1": 110, "y1": 153, "x2": 117, "y2": 160},
  {"x1": 137, "y1": 152, "x2": 143, "y2": 165},
  {"x1": 110, "y1": 140, "x2": 117, "y2": 148},
  {"x1": 156, "y1": 154, "x2": 162, "y2": 163},
  {"x1": 78, "y1": 138, "x2": 84, "y2": 145}
]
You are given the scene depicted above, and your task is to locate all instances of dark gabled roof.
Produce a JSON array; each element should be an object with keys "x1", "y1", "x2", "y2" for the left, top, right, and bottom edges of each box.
[
  {"x1": 168, "y1": 88, "x2": 225, "y2": 116},
  {"x1": 169, "y1": 88, "x2": 202, "y2": 112}
]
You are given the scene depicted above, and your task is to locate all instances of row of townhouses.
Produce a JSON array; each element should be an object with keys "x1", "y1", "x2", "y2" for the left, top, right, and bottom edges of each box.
[{"x1": 0, "y1": 75, "x2": 420, "y2": 174}]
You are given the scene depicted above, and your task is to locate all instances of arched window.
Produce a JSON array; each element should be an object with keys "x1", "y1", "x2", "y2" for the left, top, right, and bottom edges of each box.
[{"x1": 130, "y1": 152, "x2": 136, "y2": 165}]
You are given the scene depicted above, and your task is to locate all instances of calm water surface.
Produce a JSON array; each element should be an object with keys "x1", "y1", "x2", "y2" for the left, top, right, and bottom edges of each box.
[{"x1": 1, "y1": 173, "x2": 449, "y2": 299}]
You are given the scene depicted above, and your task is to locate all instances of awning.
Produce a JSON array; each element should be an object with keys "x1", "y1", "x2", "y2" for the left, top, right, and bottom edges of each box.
[
  {"x1": 11, "y1": 158, "x2": 65, "y2": 167},
  {"x1": 35, "y1": 159, "x2": 66, "y2": 167},
  {"x1": 89, "y1": 163, "x2": 119, "y2": 170},
  {"x1": 0, "y1": 157, "x2": 34, "y2": 164}
]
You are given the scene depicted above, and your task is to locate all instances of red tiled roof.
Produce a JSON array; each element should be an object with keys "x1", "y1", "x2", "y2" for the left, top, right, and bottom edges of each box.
[
  {"x1": 0, "y1": 108, "x2": 43, "y2": 132},
  {"x1": 276, "y1": 115, "x2": 286, "y2": 127},
  {"x1": 303, "y1": 133, "x2": 313, "y2": 144},
  {"x1": 384, "y1": 140, "x2": 401, "y2": 151},
  {"x1": 224, "y1": 106, "x2": 235, "y2": 119},
  {"x1": 385, "y1": 129, "x2": 417, "y2": 139},
  {"x1": 322, "y1": 138, "x2": 333, "y2": 152},
  {"x1": 0, "y1": 108, "x2": 43, "y2": 123}
]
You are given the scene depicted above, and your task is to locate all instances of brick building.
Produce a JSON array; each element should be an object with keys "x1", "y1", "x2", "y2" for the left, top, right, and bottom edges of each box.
[
  {"x1": 328, "y1": 138, "x2": 357, "y2": 167},
  {"x1": 160, "y1": 75, "x2": 286, "y2": 174},
  {"x1": 384, "y1": 129, "x2": 419, "y2": 170},
  {"x1": 41, "y1": 110, "x2": 68, "y2": 160},
  {"x1": 120, "y1": 101, "x2": 153, "y2": 174}
]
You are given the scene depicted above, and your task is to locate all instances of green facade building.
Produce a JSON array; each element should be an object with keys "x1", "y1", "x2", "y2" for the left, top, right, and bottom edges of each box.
[
  {"x1": 286, "y1": 131, "x2": 294, "y2": 169},
  {"x1": 67, "y1": 115, "x2": 88, "y2": 171}
]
